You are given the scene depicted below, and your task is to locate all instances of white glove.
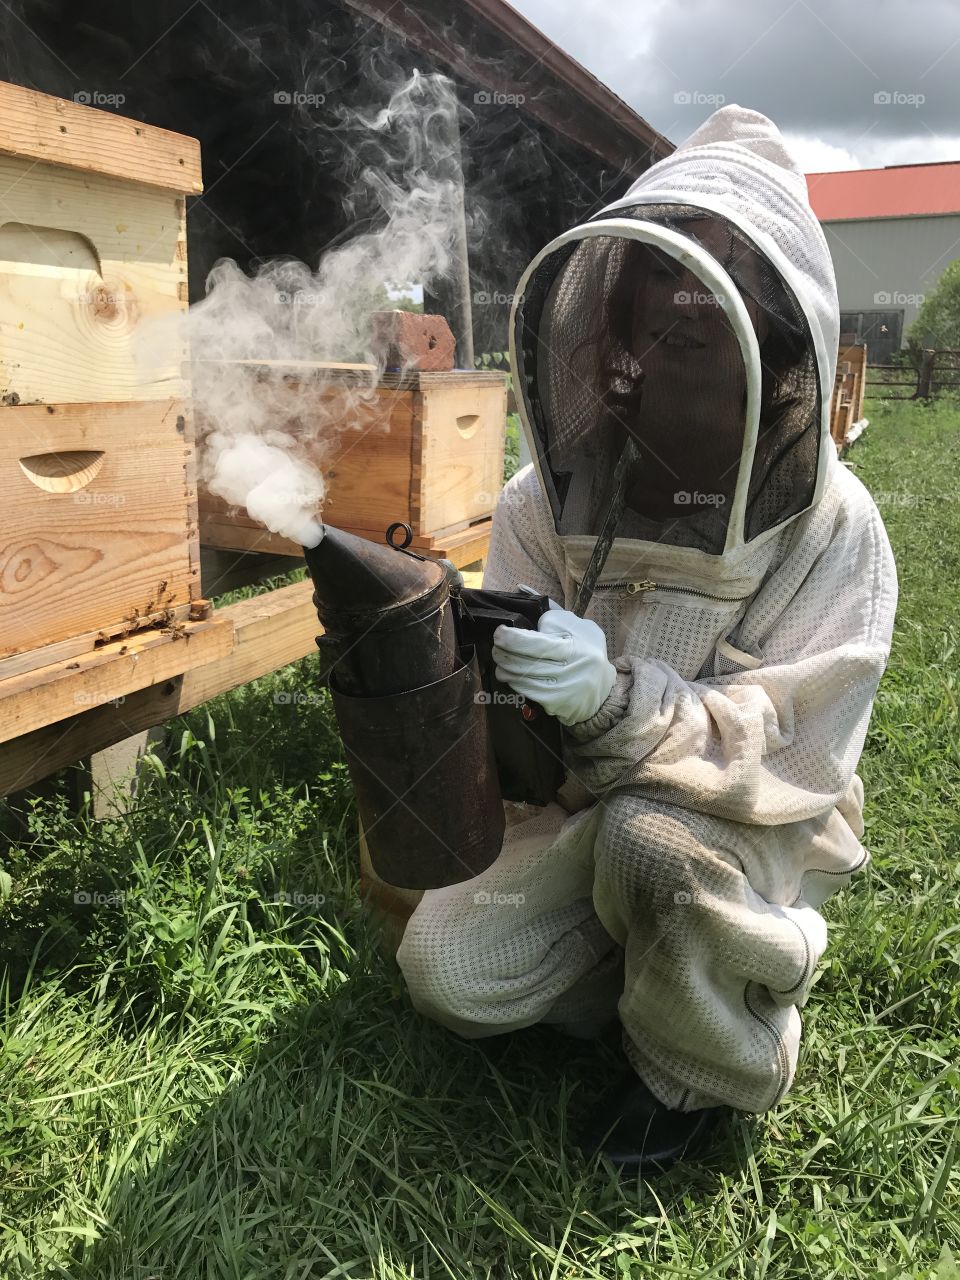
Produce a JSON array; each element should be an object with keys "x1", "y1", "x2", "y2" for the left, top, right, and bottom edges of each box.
[{"x1": 491, "y1": 600, "x2": 617, "y2": 727}]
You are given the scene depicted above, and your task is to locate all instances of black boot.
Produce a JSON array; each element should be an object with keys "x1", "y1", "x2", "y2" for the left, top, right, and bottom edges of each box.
[{"x1": 578, "y1": 1068, "x2": 730, "y2": 1172}]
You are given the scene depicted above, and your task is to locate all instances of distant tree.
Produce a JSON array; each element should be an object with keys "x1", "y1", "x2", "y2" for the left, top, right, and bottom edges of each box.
[
  {"x1": 909, "y1": 259, "x2": 960, "y2": 352},
  {"x1": 385, "y1": 285, "x2": 424, "y2": 313},
  {"x1": 353, "y1": 281, "x2": 423, "y2": 317}
]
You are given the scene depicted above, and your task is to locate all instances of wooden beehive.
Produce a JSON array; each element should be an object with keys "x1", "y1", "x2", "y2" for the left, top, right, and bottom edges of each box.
[
  {"x1": 830, "y1": 335, "x2": 868, "y2": 448},
  {"x1": 0, "y1": 82, "x2": 203, "y2": 674},
  {"x1": 196, "y1": 362, "x2": 507, "y2": 559}
]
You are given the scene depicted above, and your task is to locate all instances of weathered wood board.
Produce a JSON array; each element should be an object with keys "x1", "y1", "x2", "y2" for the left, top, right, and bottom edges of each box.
[
  {"x1": 0, "y1": 613, "x2": 232, "y2": 745},
  {"x1": 0, "y1": 79, "x2": 202, "y2": 193},
  {"x1": 0, "y1": 579, "x2": 317, "y2": 792},
  {"x1": 0, "y1": 399, "x2": 200, "y2": 667}
]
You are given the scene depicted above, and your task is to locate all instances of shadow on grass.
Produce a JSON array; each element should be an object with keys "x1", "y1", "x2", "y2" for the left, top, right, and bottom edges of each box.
[{"x1": 76, "y1": 965, "x2": 754, "y2": 1279}]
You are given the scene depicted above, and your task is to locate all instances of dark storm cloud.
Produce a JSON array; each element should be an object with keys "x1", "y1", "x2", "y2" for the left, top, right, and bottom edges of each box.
[{"x1": 512, "y1": 0, "x2": 960, "y2": 156}]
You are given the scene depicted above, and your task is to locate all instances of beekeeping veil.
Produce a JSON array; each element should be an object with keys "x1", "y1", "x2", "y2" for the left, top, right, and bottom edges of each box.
[{"x1": 509, "y1": 105, "x2": 839, "y2": 577}]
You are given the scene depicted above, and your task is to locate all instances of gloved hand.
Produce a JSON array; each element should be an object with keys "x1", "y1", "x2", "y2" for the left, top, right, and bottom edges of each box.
[{"x1": 491, "y1": 600, "x2": 617, "y2": 727}]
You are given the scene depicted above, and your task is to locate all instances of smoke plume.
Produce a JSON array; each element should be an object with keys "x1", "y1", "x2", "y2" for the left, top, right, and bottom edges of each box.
[{"x1": 186, "y1": 70, "x2": 469, "y2": 548}]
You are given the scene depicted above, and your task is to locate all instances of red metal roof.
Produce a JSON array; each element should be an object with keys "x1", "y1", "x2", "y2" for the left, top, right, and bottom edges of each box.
[{"x1": 806, "y1": 162, "x2": 960, "y2": 222}]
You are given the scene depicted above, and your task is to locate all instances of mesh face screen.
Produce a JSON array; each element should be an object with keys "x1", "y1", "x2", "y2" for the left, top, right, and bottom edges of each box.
[{"x1": 514, "y1": 204, "x2": 821, "y2": 554}]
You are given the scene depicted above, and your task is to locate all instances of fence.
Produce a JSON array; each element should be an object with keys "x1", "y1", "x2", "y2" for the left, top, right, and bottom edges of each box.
[{"x1": 866, "y1": 348, "x2": 960, "y2": 400}]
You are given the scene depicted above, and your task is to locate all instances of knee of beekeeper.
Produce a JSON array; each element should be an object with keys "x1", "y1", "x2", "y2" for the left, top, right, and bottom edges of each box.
[
  {"x1": 593, "y1": 792, "x2": 746, "y2": 923},
  {"x1": 396, "y1": 897, "x2": 460, "y2": 995},
  {"x1": 394, "y1": 890, "x2": 500, "y2": 1027}
]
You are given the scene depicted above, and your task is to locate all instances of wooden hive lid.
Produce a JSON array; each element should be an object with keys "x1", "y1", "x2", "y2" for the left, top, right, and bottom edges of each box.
[{"x1": 0, "y1": 78, "x2": 202, "y2": 194}]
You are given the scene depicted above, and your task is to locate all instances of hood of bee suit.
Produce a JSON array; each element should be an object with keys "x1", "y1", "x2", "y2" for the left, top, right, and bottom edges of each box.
[{"x1": 508, "y1": 104, "x2": 841, "y2": 594}]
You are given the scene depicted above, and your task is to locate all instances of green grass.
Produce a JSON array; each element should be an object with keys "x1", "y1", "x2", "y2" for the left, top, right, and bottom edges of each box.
[{"x1": 1, "y1": 398, "x2": 959, "y2": 1278}]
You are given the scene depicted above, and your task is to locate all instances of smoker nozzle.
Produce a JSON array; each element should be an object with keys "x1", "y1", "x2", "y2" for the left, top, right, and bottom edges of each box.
[{"x1": 301, "y1": 521, "x2": 458, "y2": 698}]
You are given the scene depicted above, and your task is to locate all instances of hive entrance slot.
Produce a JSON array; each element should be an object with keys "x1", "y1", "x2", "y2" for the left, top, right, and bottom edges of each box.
[
  {"x1": 19, "y1": 450, "x2": 106, "y2": 493},
  {"x1": 0, "y1": 222, "x2": 102, "y2": 274}
]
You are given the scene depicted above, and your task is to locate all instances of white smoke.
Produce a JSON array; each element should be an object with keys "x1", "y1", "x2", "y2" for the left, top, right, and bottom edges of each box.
[{"x1": 187, "y1": 70, "x2": 468, "y2": 548}]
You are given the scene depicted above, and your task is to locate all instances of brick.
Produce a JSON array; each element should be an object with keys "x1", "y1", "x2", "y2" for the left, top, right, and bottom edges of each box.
[{"x1": 370, "y1": 311, "x2": 456, "y2": 372}]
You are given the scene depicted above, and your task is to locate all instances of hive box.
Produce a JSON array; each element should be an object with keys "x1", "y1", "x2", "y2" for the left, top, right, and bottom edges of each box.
[
  {"x1": 196, "y1": 363, "x2": 508, "y2": 557},
  {"x1": 0, "y1": 81, "x2": 203, "y2": 673}
]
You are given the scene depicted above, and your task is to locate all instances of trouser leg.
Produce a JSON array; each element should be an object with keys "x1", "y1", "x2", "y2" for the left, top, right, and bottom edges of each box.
[
  {"x1": 396, "y1": 801, "x2": 622, "y2": 1038},
  {"x1": 592, "y1": 793, "x2": 841, "y2": 1114},
  {"x1": 397, "y1": 788, "x2": 867, "y2": 1115}
]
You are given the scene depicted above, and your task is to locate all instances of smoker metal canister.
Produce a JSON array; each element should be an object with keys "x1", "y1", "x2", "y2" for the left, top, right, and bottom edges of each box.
[
  {"x1": 329, "y1": 648, "x2": 505, "y2": 890},
  {"x1": 304, "y1": 524, "x2": 456, "y2": 697}
]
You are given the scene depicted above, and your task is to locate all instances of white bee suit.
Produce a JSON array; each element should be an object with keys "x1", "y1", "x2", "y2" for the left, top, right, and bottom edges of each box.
[{"x1": 395, "y1": 106, "x2": 897, "y2": 1113}]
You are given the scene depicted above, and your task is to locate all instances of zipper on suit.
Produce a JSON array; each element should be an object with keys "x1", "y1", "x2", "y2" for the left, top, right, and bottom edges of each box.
[{"x1": 576, "y1": 578, "x2": 751, "y2": 604}]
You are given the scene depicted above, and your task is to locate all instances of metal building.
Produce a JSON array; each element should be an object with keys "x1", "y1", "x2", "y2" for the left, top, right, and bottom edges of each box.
[{"x1": 806, "y1": 162, "x2": 960, "y2": 361}]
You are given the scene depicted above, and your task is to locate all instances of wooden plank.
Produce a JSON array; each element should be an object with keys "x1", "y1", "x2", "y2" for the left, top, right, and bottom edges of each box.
[
  {"x1": 407, "y1": 515, "x2": 492, "y2": 548},
  {"x1": 379, "y1": 369, "x2": 507, "y2": 390},
  {"x1": 195, "y1": 360, "x2": 505, "y2": 390},
  {"x1": 0, "y1": 399, "x2": 197, "y2": 661},
  {"x1": 0, "y1": 614, "x2": 233, "y2": 744},
  {"x1": 0, "y1": 568, "x2": 499, "y2": 796},
  {"x1": 320, "y1": 392, "x2": 416, "y2": 530},
  {"x1": 199, "y1": 512, "x2": 299, "y2": 557},
  {"x1": 408, "y1": 519, "x2": 493, "y2": 567},
  {"x1": 0, "y1": 80, "x2": 202, "y2": 193},
  {"x1": 197, "y1": 359, "x2": 377, "y2": 374},
  {"x1": 0, "y1": 580, "x2": 319, "y2": 793},
  {"x1": 199, "y1": 513, "x2": 493, "y2": 568},
  {"x1": 0, "y1": 156, "x2": 188, "y2": 404},
  {"x1": 0, "y1": 604, "x2": 195, "y2": 681}
]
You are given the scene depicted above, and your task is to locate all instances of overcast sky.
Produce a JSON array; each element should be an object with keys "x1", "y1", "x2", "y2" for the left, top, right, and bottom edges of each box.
[{"x1": 509, "y1": 0, "x2": 960, "y2": 171}]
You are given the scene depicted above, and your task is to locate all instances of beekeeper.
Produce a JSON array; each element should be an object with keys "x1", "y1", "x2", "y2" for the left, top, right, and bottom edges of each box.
[{"x1": 395, "y1": 105, "x2": 898, "y2": 1171}]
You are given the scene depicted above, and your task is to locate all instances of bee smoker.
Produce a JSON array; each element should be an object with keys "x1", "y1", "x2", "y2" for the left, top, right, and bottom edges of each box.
[{"x1": 303, "y1": 523, "x2": 564, "y2": 890}]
